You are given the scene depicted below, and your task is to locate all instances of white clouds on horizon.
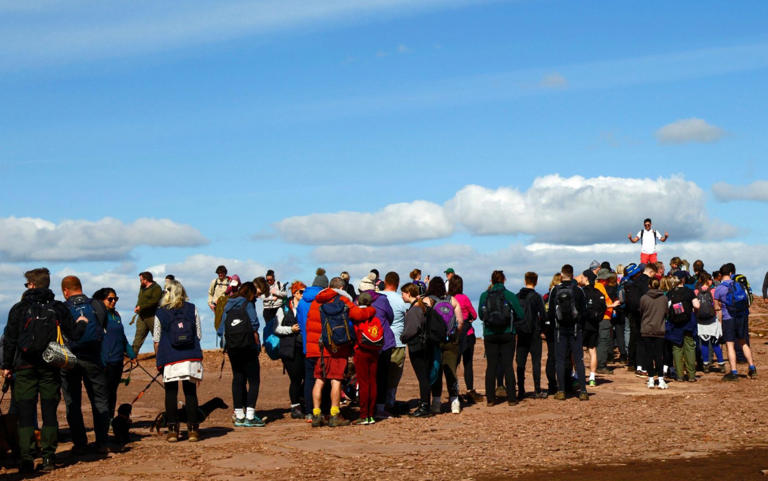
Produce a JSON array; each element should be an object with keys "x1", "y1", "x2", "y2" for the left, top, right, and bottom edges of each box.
[
  {"x1": 0, "y1": 216, "x2": 207, "y2": 262},
  {"x1": 656, "y1": 118, "x2": 725, "y2": 144},
  {"x1": 539, "y1": 72, "x2": 567, "y2": 88},
  {"x1": 712, "y1": 180, "x2": 768, "y2": 202},
  {"x1": 275, "y1": 175, "x2": 731, "y2": 247}
]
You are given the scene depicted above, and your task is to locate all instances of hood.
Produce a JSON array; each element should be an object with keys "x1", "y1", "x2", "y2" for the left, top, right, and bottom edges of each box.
[
  {"x1": 66, "y1": 293, "x2": 90, "y2": 305},
  {"x1": 349, "y1": 306, "x2": 376, "y2": 321},
  {"x1": 21, "y1": 288, "x2": 55, "y2": 304},
  {"x1": 302, "y1": 285, "x2": 323, "y2": 303},
  {"x1": 517, "y1": 287, "x2": 535, "y2": 299},
  {"x1": 646, "y1": 288, "x2": 665, "y2": 299},
  {"x1": 224, "y1": 296, "x2": 248, "y2": 312},
  {"x1": 316, "y1": 288, "x2": 352, "y2": 304},
  {"x1": 360, "y1": 289, "x2": 384, "y2": 302}
]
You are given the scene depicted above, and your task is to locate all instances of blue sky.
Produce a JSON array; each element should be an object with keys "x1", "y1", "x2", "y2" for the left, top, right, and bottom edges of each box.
[{"x1": 1, "y1": 0, "x2": 767, "y2": 347}]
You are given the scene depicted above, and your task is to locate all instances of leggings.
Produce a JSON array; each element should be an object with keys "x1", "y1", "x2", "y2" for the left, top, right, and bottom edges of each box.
[
  {"x1": 376, "y1": 348, "x2": 392, "y2": 405},
  {"x1": 104, "y1": 361, "x2": 123, "y2": 419},
  {"x1": 484, "y1": 333, "x2": 516, "y2": 401},
  {"x1": 164, "y1": 380, "x2": 199, "y2": 425},
  {"x1": 282, "y1": 348, "x2": 305, "y2": 407},
  {"x1": 409, "y1": 345, "x2": 434, "y2": 404},
  {"x1": 700, "y1": 338, "x2": 724, "y2": 364},
  {"x1": 516, "y1": 331, "x2": 542, "y2": 394},
  {"x1": 642, "y1": 337, "x2": 665, "y2": 378},
  {"x1": 458, "y1": 332, "x2": 476, "y2": 391},
  {"x1": 228, "y1": 348, "x2": 261, "y2": 410},
  {"x1": 355, "y1": 349, "x2": 378, "y2": 419}
]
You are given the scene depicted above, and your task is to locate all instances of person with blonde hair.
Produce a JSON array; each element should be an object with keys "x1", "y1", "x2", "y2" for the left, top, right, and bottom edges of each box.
[{"x1": 154, "y1": 279, "x2": 204, "y2": 442}]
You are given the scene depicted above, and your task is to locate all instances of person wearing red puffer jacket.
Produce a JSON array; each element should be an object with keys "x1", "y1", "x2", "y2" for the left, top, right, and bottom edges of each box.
[{"x1": 349, "y1": 292, "x2": 383, "y2": 425}]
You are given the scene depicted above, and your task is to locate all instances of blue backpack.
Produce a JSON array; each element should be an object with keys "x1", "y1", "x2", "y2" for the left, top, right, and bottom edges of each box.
[
  {"x1": 320, "y1": 295, "x2": 355, "y2": 353},
  {"x1": 263, "y1": 317, "x2": 281, "y2": 360},
  {"x1": 725, "y1": 281, "x2": 749, "y2": 316},
  {"x1": 67, "y1": 297, "x2": 104, "y2": 352},
  {"x1": 166, "y1": 307, "x2": 196, "y2": 350}
]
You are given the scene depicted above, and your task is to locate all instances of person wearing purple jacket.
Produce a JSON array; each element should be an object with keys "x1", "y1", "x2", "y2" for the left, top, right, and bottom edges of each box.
[{"x1": 358, "y1": 273, "x2": 395, "y2": 419}]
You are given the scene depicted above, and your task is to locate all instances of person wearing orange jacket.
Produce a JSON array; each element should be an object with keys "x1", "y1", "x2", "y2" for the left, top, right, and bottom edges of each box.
[{"x1": 593, "y1": 268, "x2": 620, "y2": 383}]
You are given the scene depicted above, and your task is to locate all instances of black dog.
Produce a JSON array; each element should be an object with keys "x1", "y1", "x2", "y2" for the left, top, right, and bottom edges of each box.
[
  {"x1": 150, "y1": 397, "x2": 228, "y2": 433},
  {"x1": 111, "y1": 403, "x2": 132, "y2": 446}
]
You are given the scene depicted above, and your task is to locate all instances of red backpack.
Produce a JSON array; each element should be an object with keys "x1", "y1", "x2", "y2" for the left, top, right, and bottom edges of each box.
[{"x1": 357, "y1": 316, "x2": 384, "y2": 352}]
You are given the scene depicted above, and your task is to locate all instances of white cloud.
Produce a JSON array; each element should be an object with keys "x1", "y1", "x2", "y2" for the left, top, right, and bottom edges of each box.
[
  {"x1": 539, "y1": 72, "x2": 567, "y2": 88},
  {"x1": 275, "y1": 200, "x2": 454, "y2": 245},
  {"x1": 712, "y1": 180, "x2": 768, "y2": 202},
  {"x1": 145, "y1": 254, "x2": 268, "y2": 292},
  {"x1": 0, "y1": 216, "x2": 207, "y2": 262},
  {"x1": 656, "y1": 118, "x2": 725, "y2": 144}
]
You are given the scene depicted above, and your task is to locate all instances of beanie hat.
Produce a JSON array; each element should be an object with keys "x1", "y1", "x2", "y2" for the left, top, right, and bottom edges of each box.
[
  {"x1": 358, "y1": 273, "x2": 376, "y2": 292},
  {"x1": 357, "y1": 292, "x2": 373, "y2": 307},
  {"x1": 312, "y1": 268, "x2": 329, "y2": 288},
  {"x1": 589, "y1": 260, "x2": 600, "y2": 271}
]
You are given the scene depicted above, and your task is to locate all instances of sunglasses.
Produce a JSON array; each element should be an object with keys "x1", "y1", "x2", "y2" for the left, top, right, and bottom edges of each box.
[
  {"x1": 106, "y1": 297, "x2": 119, "y2": 302},
  {"x1": 24, "y1": 282, "x2": 31, "y2": 288},
  {"x1": 295, "y1": 290, "x2": 304, "y2": 295}
]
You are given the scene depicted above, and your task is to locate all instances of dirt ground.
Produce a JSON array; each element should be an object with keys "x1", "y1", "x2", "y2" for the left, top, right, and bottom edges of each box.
[{"x1": 2, "y1": 301, "x2": 768, "y2": 480}]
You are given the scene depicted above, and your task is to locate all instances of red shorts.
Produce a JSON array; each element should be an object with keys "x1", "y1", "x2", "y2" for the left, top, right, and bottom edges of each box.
[
  {"x1": 314, "y1": 356, "x2": 348, "y2": 380},
  {"x1": 640, "y1": 253, "x2": 658, "y2": 264}
]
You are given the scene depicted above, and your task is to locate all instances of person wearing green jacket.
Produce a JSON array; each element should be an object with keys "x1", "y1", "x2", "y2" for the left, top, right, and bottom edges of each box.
[
  {"x1": 132, "y1": 271, "x2": 163, "y2": 355},
  {"x1": 478, "y1": 270, "x2": 524, "y2": 406}
]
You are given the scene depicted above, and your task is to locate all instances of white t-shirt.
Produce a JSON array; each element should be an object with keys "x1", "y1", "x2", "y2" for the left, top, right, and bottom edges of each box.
[{"x1": 636, "y1": 228, "x2": 663, "y2": 254}]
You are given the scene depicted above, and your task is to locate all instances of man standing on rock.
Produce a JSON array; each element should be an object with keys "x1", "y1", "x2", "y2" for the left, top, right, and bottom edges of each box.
[
  {"x1": 628, "y1": 218, "x2": 668, "y2": 264},
  {"x1": 132, "y1": 271, "x2": 162, "y2": 355}
]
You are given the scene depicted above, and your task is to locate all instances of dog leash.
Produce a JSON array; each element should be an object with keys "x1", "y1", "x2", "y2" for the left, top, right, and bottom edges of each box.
[
  {"x1": 131, "y1": 371, "x2": 163, "y2": 405},
  {"x1": 135, "y1": 361, "x2": 164, "y2": 388}
]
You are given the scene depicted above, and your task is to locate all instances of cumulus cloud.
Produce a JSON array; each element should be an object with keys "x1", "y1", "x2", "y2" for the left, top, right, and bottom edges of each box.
[
  {"x1": 145, "y1": 254, "x2": 268, "y2": 292},
  {"x1": 712, "y1": 180, "x2": 768, "y2": 202},
  {"x1": 539, "y1": 72, "x2": 567, "y2": 88},
  {"x1": 275, "y1": 200, "x2": 453, "y2": 245},
  {"x1": 0, "y1": 217, "x2": 207, "y2": 262},
  {"x1": 656, "y1": 118, "x2": 724, "y2": 144}
]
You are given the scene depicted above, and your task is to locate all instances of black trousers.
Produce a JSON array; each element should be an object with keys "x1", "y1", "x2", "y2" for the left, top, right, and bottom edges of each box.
[
  {"x1": 544, "y1": 330, "x2": 557, "y2": 393},
  {"x1": 104, "y1": 361, "x2": 123, "y2": 419},
  {"x1": 484, "y1": 333, "x2": 516, "y2": 402},
  {"x1": 516, "y1": 331, "x2": 543, "y2": 394},
  {"x1": 164, "y1": 380, "x2": 198, "y2": 425},
  {"x1": 61, "y1": 358, "x2": 110, "y2": 447},
  {"x1": 282, "y1": 347, "x2": 305, "y2": 406},
  {"x1": 628, "y1": 311, "x2": 643, "y2": 368},
  {"x1": 555, "y1": 328, "x2": 586, "y2": 393},
  {"x1": 409, "y1": 345, "x2": 434, "y2": 404},
  {"x1": 458, "y1": 332, "x2": 476, "y2": 391},
  {"x1": 228, "y1": 347, "x2": 260, "y2": 410},
  {"x1": 642, "y1": 337, "x2": 665, "y2": 377},
  {"x1": 376, "y1": 348, "x2": 392, "y2": 405}
]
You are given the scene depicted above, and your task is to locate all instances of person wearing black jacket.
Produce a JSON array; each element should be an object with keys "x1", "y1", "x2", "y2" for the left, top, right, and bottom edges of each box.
[
  {"x1": 61, "y1": 275, "x2": 112, "y2": 455},
  {"x1": 763, "y1": 271, "x2": 768, "y2": 303},
  {"x1": 625, "y1": 263, "x2": 657, "y2": 376},
  {"x1": 2, "y1": 268, "x2": 85, "y2": 473},
  {"x1": 276, "y1": 282, "x2": 306, "y2": 419},
  {"x1": 516, "y1": 272, "x2": 547, "y2": 399}
]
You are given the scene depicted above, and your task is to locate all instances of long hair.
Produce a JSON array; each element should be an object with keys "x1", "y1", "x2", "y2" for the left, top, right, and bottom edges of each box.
[
  {"x1": 161, "y1": 279, "x2": 188, "y2": 310},
  {"x1": 425, "y1": 276, "x2": 446, "y2": 298},
  {"x1": 234, "y1": 281, "x2": 258, "y2": 301},
  {"x1": 448, "y1": 275, "x2": 464, "y2": 296},
  {"x1": 401, "y1": 282, "x2": 426, "y2": 312},
  {"x1": 549, "y1": 273, "x2": 562, "y2": 291}
]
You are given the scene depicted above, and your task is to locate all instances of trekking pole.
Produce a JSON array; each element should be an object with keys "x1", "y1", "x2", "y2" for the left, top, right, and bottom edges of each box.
[
  {"x1": 218, "y1": 347, "x2": 227, "y2": 380},
  {"x1": 121, "y1": 360, "x2": 135, "y2": 386},
  {"x1": 131, "y1": 371, "x2": 163, "y2": 405},
  {"x1": 0, "y1": 378, "x2": 10, "y2": 405},
  {"x1": 129, "y1": 314, "x2": 139, "y2": 326},
  {"x1": 135, "y1": 361, "x2": 164, "y2": 388}
]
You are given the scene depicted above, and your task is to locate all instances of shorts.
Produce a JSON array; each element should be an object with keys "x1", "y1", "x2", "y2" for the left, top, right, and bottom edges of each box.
[
  {"x1": 583, "y1": 330, "x2": 598, "y2": 349},
  {"x1": 314, "y1": 356, "x2": 348, "y2": 380},
  {"x1": 640, "y1": 252, "x2": 658, "y2": 264},
  {"x1": 723, "y1": 316, "x2": 748, "y2": 343}
]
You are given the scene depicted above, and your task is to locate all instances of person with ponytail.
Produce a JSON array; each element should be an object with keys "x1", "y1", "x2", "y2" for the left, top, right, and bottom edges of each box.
[{"x1": 400, "y1": 283, "x2": 434, "y2": 417}]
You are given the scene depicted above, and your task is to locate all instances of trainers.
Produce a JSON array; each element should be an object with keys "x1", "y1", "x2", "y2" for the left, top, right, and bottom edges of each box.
[
  {"x1": 588, "y1": 379, "x2": 597, "y2": 387},
  {"x1": 244, "y1": 416, "x2": 265, "y2": 427},
  {"x1": 234, "y1": 417, "x2": 247, "y2": 427},
  {"x1": 634, "y1": 369, "x2": 648, "y2": 378},
  {"x1": 352, "y1": 418, "x2": 369, "y2": 425},
  {"x1": 749, "y1": 367, "x2": 758, "y2": 379},
  {"x1": 722, "y1": 372, "x2": 739, "y2": 382},
  {"x1": 534, "y1": 391, "x2": 548, "y2": 399},
  {"x1": 554, "y1": 391, "x2": 566, "y2": 401},
  {"x1": 367, "y1": 417, "x2": 376, "y2": 425},
  {"x1": 311, "y1": 414, "x2": 324, "y2": 427},
  {"x1": 290, "y1": 406, "x2": 304, "y2": 419},
  {"x1": 304, "y1": 413, "x2": 313, "y2": 423},
  {"x1": 431, "y1": 398, "x2": 442, "y2": 414},
  {"x1": 716, "y1": 363, "x2": 727, "y2": 373},
  {"x1": 328, "y1": 414, "x2": 349, "y2": 427},
  {"x1": 410, "y1": 403, "x2": 432, "y2": 417},
  {"x1": 647, "y1": 377, "x2": 655, "y2": 389},
  {"x1": 658, "y1": 378, "x2": 669, "y2": 390},
  {"x1": 578, "y1": 391, "x2": 589, "y2": 401},
  {"x1": 450, "y1": 396, "x2": 460, "y2": 414}
]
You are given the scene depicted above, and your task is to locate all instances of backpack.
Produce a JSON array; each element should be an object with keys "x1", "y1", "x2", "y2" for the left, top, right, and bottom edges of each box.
[
  {"x1": 263, "y1": 317, "x2": 281, "y2": 360},
  {"x1": 696, "y1": 290, "x2": 716, "y2": 323},
  {"x1": 17, "y1": 301, "x2": 60, "y2": 357},
  {"x1": 640, "y1": 229, "x2": 658, "y2": 246},
  {"x1": 320, "y1": 296, "x2": 355, "y2": 353},
  {"x1": 554, "y1": 285, "x2": 579, "y2": 326},
  {"x1": 724, "y1": 280, "x2": 749, "y2": 317},
  {"x1": 425, "y1": 306, "x2": 449, "y2": 343},
  {"x1": 667, "y1": 288, "x2": 692, "y2": 325},
  {"x1": 223, "y1": 301, "x2": 256, "y2": 350},
  {"x1": 483, "y1": 289, "x2": 512, "y2": 331},
  {"x1": 358, "y1": 316, "x2": 384, "y2": 352},
  {"x1": 622, "y1": 279, "x2": 642, "y2": 314},
  {"x1": 430, "y1": 296, "x2": 457, "y2": 336},
  {"x1": 582, "y1": 285, "x2": 606, "y2": 330},
  {"x1": 166, "y1": 307, "x2": 196, "y2": 350},
  {"x1": 515, "y1": 290, "x2": 537, "y2": 334},
  {"x1": 67, "y1": 297, "x2": 104, "y2": 352},
  {"x1": 733, "y1": 274, "x2": 754, "y2": 306}
]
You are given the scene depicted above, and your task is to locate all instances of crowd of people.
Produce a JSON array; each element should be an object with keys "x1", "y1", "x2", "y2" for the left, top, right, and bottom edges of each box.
[{"x1": 0, "y1": 219, "x2": 765, "y2": 474}]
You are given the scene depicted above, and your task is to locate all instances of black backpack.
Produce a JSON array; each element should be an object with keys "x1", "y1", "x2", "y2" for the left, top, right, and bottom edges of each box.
[
  {"x1": 224, "y1": 302, "x2": 255, "y2": 350},
  {"x1": 483, "y1": 289, "x2": 512, "y2": 330},
  {"x1": 17, "y1": 301, "x2": 59, "y2": 358},
  {"x1": 515, "y1": 290, "x2": 537, "y2": 334},
  {"x1": 622, "y1": 279, "x2": 642, "y2": 314},
  {"x1": 425, "y1": 306, "x2": 449, "y2": 343},
  {"x1": 667, "y1": 288, "x2": 692, "y2": 325},
  {"x1": 554, "y1": 285, "x2": 579, "y2": 326},
  {"x1": 582, "y1": 285, "x2": 606, "y2": 330},
  {"x1": 696, "y1": 290, "x2": 716, "y2": 323}
]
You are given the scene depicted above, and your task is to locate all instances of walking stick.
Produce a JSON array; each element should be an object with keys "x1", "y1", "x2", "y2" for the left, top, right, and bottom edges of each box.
[
  {"x1": 131, "y1": 371, "x2": 163, "y2": 405},
  {"x1": 135, "y1": 361, "x2": 164, "y2": 388}
]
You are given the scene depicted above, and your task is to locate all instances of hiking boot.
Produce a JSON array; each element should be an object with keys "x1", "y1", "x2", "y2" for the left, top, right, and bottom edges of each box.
[
  {"x1": 95, "y1": 444, "x2": 109, "y2": 455},
  {"x1": 468, "y1": 389, "x2": 484, "y2": 403},
  {"x1": 71, "y1": 444, "x2": 89, "y2": 456},
  {"x1": 517, "y1": 391, "x2": 526, "y2": 401},
  {"x1": 290, "y1": 406, "x2": 304, "y2": 419},
  {"x1": 716, "y1": 363, "x2": 727, "y2": 373},
  {"x1": 431, "y1": 398, "x2": 442, "y2": 414},
  {"x1": 702, "y1": 362, "x2": 711, "y2": 372},
  {"x1": 578, "y1": 391, "x2": 589, "y2": 401},
  {"x1": 658, "y1": 378, "x2": 669, "y2": 390},
  {"x1": 722, "y1": 372, "x2": 739, "y2": 382},
  {"x1": 596, "y1": 367, "x2": 613, "y2": 375},
  {"x1": 554, "y1": 391, "x2": 566, "y2": 401},
  {"x1": 749, "y1": 367, "x2": 758, "y2": 379},
  {"x1": 495, "y1": 386, "x2": 506, "y2": 398},
  {"x1": 188, "y1": 424, "x2": 200, "y2": 442},
  {"x1": 234, "y1": 417, "x2": 247, "y2": 427},
  {"x1": 687, "y1": 375, "x2": 697, "y2": 383},
  {"x1": 352, "y1": 417, "x2": 369, "y2": 425},
  {"x1": 166, "y1": 424, "x2": 179, "y2": 442},
  {"x1": 244, "y1": 416, "x2": 265, "y2": 427},
  {"x1": 450, "y1": 396, "x2": 460, "y2": 414},
  {"x1": 40, "y1": 455, "x2": 55, "y2": 473},
  {"x1": 410, "y1": 402, "x2": 432, "y2": 418},
  {"x1": 311, "y1": 414, "x2": 324, "y2": 427},
  {"x1": 647, "y1": 377, "x2": 655, "y2": 389},
  {"x1": 328, "y1": 415, "x2": 349, "y2": 427},
  {"x1": 485, "y1": 398, "x2": 496, "y2": 407},
  {"x1": 534, "y1": 391, "x2": 548, "y2": 399}
]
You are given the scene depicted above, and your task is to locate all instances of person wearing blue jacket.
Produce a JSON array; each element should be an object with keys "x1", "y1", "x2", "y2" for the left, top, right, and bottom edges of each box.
[
  {"x1": 92, "y1": 287, "x2": 136, "y2": 422},
  {"x1": 221, "y1": 281, "x2": 264, "y2": 427},
  {"x1": 296, "y1": 269, "x2": 327, "y2": 418}
]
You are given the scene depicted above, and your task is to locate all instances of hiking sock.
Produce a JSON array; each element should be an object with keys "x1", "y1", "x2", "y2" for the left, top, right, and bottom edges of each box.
[
  {"x1": 749, "y1": 365, "x2": 756, "y2": 370},
  {"x1": 330, "y1": 406, "x2": 340, "y2": 417},
  {"x1": 589, "y1": 372, "x2": 596, "y2": 381},
  {"x1": 290, "y1": 403, "x2": 301, "y2": 409},
  {"x1": 234, "y1": 408, "x2": 245, "y2": 419},
  {"x1": 731, "y1": 370, "x2": 738, "y2": 375},
  {"x1": 312, "y1": 408, "x2": 321, "y2": 417},
  {"x1": 246, "y1": 408, "x2": 256, "y2": 420},
  {"x1": 636, "y1": 365, "x2": 642, "y2": 371},
  {"x1": 663, "y1": 365, "x2": 668, "y2": 375}
]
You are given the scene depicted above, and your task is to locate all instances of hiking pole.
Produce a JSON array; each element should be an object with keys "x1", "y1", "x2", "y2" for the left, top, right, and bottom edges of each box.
[
  {"x1": 135, "y1": 362, "x2": 165, "y2": 388},
  {"x1": 218, "y1": 347, "x2": 227, "y2": 380},
  {"x1": 129, "y1": 314, "x2": 139, "y2": 326},
  {"x1": 120, "y1": 360, "x2": 135, "y2": 386},
  {"x1": 131, "y1": 371, "x2": 163, "y2": 405}
]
